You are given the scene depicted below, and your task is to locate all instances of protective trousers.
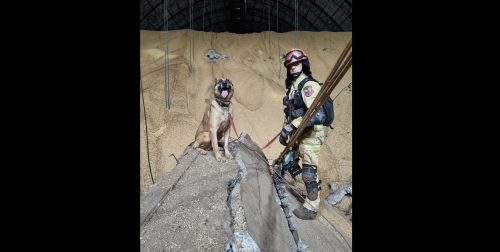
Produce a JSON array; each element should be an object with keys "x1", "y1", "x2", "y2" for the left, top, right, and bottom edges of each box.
[{"x1": 298, "y1": 125, "x2": 324, "y2": 212}]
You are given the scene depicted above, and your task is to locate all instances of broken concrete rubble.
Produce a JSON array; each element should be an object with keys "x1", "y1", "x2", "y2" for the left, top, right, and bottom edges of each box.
[
  {"x1": 206, "y1": 48, "x2": 229, "y2": 62},
  {"x1": 326, "y1": 182, "x2": 352, "y2": 208},
  {"x1": 140, "y1": 133, "x2": 351, "y2": 251}
]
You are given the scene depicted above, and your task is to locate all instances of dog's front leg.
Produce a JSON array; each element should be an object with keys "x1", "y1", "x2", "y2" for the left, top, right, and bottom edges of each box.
[
  {"x1": 223, "y1": 120, "x2": 232, "y2": 159},
  {"x1": 210, "y1": 108, "x2": 224, "y2": 161}
]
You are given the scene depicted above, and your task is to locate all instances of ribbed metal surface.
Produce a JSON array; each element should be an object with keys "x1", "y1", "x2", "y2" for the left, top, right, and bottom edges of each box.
[{"x1": 140, "y1": 0, "x2": 351, "y2": 32}]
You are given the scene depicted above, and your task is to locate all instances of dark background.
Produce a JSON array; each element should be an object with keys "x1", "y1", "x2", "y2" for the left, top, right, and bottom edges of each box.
[{"x1": 2, "y1": 0, "x2": 491, "y2": 250}]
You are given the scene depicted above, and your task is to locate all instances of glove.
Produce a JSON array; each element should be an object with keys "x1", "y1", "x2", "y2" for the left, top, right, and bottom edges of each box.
[{"x1": 279, "y1": 123, "x2": 296, "y2": 146}]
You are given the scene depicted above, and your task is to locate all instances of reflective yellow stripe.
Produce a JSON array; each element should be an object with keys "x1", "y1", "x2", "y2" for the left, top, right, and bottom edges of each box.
[
  {"x1": 303, "y1": 144, "x2": 321, "y2": 152},
  {"x1": 314, "y1": 125, "x2": 323, "y2": 130}
]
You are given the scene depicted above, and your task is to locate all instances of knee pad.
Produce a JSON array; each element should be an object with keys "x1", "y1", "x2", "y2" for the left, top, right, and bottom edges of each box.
[
  {"x1": 305, "y1": 180, "x2": 322, "y2": 201},
  {"x1": 302, "y1": 164, "x2": 320, "y2": 200},
  {"x1": 302, "y1": 164, "x2": 317, "y2": 183}
]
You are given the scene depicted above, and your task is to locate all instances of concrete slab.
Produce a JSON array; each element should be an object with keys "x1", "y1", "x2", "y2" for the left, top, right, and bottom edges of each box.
[
  {"x1": 275, "y1": 176, "x2": 353, "y2": 251},
  {"x1": 140, "y1": 148, "x2": 238, "y2": 251},
  {"x1": 236, "y1": 134, "x2": 296, "y2": 251},
  {"x1": 140, "y1": 133, "x2": 351, "y2": 251}
]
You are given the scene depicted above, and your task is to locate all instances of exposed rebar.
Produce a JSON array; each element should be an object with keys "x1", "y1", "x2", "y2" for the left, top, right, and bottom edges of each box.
[
  {"x1": 163, "y1": 0, "x2": 170, "y2": 109},
  {"x1": 140, "y1": 71, "x2": 155, "y2": 185}
]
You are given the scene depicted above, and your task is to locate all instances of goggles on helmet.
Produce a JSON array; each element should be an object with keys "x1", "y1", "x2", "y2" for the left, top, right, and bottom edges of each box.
[{"x1": 284, "y1": 48, "x2": 308, "y2": 66}]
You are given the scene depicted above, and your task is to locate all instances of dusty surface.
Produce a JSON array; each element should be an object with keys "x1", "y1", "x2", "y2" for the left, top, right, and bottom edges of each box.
[
  {"x1": 140, "y1": 29, "x2": 352, "y2": 248},
  {"x1": 141, "y1": 133, "x2": 350, "y2": 251},
  {"x1": 140, "y1": 134, "x2": 295, "y2": 251},
  {"x1": 140, "y1": 147, "x2": 238, "y2": 251},
  {"x1": 283, "y1": 180, "x2": 352, "y2": 251},
  {"x1": 235, "y1": 134, "x2": 296, "y2": 251}
]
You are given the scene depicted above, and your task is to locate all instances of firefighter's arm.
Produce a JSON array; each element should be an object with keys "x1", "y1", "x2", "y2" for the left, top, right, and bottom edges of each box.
[
  {"x1": 290, "y1": 81, "x2": 325, "y2": 128},
  {"x1": 302, "y1": 81, "x2": 321, "y2": 108},
  {"x1": 290, "y1": 117, "x2": 303, "y2": 128}
]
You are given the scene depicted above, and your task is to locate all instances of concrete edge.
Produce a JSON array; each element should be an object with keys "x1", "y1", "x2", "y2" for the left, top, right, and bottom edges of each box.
[
  {"x1": 224, "y1": 133, "x2": 261, "y2": 252},
  {"x1": 140, "y1": 149, "x2": 200, "y2": 229}
]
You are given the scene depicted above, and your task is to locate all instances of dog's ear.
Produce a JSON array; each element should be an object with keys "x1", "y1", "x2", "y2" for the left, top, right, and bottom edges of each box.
[{"x1": 214, "y1": 78, "x2": 218, "y2": 85}]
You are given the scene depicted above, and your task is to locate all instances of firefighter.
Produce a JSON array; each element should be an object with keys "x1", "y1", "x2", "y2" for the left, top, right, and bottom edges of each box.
[{"x1": 280, "y1": 48, "x2": 326, "y2": 220}]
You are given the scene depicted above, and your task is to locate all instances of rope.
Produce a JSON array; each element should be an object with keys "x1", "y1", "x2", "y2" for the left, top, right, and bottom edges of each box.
[
  {"x1": 276, "y1": 0, "x2": 279, "y2": 32},
  {"x1": 163, "y1": 0, "x2": 170, "y2": 109},
  {"x1": 229, "y1": 115, "x2": 282, "y2": 151},
  {"x1": 277, "y1": 0, "x2": 280, "y2": 80},
  {"x1": 191, "y1": 0, "x2": 194, "y2": 69},
  {"x1": 140, "y1": 72, "x2": 155, "y2": 184},
  {"x1": 294, "y1": 0, "x2": 298, "y2": 47},
  {"x1": 324, "y1": 40, "x2": 352, "y2": 86},
  {"x1": 274, "y1": 39, "x2": 352, "y2": 165},
  {"x1": 202, "y1": 0, "x2": 204, "y2": 31},
  {"x1": 278, "y1": 38, "x2": 281, "y2": 80},
  {"x1": 332, "y1": 82, "x2": 352, "y2": 102},
  {"x1": 268, "y1": 0, "x2": 271, "y2": 47},
  {"x1": 235, "y1": 136, "x2": 352, "y2": 248},
  {"x1": 189, "y1": 0, "x2": 193, "y2": 73},
  {"x1": 268, "y1": 0, "x2": 271, "y2": 32},
  {"x1": 238, "y1": 140, "x2": 273, "y2": 166},
  {"x1": 210, "y1": 0, "x2": 214, "y2": 48}
]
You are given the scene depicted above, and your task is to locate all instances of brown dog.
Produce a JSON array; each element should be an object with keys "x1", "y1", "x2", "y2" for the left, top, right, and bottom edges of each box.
[{"x1": 191, "y1": 78, "x2": 234, "y2": 161}]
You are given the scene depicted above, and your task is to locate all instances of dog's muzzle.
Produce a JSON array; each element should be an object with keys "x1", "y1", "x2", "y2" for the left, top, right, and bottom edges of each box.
[
  {"x1": 220, "y1": 80, "x2": 231, "y2": 90},
  {"x1": 219, "y1": 80, "x2": 232, "y2": 98}
]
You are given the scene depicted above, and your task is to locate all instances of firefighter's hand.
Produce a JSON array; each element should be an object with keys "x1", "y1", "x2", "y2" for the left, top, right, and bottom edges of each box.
[{"x1": 279, "y1": 124, "x2": 296, "y2": 146}]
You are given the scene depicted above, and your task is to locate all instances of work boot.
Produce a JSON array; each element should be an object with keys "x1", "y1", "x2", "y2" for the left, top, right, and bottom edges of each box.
[
  {"x1": 293, "y1": 206, "x2": 317, "y2": 220},
  {"x1": 306, "y1": 180, "x2": 321, "y2": 201}
]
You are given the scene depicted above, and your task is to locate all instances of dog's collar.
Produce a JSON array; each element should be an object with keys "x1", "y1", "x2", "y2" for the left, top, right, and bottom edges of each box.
[{"x1": 216, "y1": 99, "x2": 231, "y2": 107}]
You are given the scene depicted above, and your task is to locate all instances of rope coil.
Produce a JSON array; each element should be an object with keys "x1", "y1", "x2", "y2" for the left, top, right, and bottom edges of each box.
[{"x1": 274, "y1": 39, "x2": 352, "y2": 165}]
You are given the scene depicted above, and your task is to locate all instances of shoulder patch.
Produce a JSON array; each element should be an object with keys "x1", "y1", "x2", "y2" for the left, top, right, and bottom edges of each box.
[{"x1": 304, "y1": 86, "x2": 313, "y2": 97}]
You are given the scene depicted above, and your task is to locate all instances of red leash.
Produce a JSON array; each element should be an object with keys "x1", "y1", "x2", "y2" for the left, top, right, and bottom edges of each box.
[
  {"x1": 229, "y1": 113, "x2": 239, "y2": 137},
  {"x1": 229, "y1": 113, "x2": 279, "y2": 150},
  {"x1": 261, "y1": 132, "x2": 281, "y2": 150}
]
